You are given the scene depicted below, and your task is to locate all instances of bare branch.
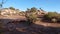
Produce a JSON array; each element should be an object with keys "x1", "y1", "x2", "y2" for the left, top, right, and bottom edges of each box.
[{"x1": 0, "y1": 0, "x2": 7, "y2": 8}]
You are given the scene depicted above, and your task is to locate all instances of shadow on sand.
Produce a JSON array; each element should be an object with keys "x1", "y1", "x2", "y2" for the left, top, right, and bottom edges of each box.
[{"x1": 0, "y1": 19, "x2": 60, "y2": 34}]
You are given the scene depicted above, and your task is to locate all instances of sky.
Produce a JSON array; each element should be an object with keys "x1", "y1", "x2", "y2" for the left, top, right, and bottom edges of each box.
[{"x1": 0, "y1": 0, "x2": 60, "y2": 12}]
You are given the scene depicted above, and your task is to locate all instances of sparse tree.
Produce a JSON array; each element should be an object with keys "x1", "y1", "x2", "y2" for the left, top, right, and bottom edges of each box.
[
  {"x1": 9, "y1": 7, "x2": 15, "y2": 10},
  {"x1": 30, "y1": 7, "x2": 37, "y2": 12}
]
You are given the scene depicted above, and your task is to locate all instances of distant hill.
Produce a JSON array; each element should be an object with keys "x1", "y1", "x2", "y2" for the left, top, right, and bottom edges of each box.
[{"x1": 0, "y1": 8, "x2": 21, "y2": 16}]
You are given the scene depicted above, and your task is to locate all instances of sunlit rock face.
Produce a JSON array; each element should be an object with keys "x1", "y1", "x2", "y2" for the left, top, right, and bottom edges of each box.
[
  {"x1": 1, "y1": 8, "x2": 20, "y2": 16},
  {"x1": 35, "y1": 9, "x2": 48, "y2": 18}
]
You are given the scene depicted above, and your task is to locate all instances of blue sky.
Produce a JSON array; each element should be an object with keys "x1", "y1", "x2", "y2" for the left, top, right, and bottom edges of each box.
[{"x1": 0, "y1": 0, "x2": 60, "y2": 12}]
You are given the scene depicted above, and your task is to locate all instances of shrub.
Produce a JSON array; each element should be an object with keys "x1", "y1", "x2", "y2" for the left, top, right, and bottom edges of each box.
[
  {"x1": 9, "y1": 7, "x2": 15, "y2": 10},
  {"x1": 25, "y1": 12, "x2": 37, "y2": 25},
  {"x1": 51, "y1": 18, "x2": 57, "y2": 23},
  {"x1": 43, "y1": 12, "x2": 58, "y2": 23}
]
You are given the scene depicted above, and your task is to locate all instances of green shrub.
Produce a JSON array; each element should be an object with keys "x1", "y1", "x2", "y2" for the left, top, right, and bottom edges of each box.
[
  {"x1": 44, "y1": 12, "x2": 58, "y2": 23},
  {"x1": 25, "y1": 12, "x2": 37, "y2": 25},
  {"x1": 9, "y1": 7, "x2": 15, "y2": 10}
]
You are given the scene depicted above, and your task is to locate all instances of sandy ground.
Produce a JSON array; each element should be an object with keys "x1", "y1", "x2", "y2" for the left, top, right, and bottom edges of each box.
[
  {"x1": 0, "y1": 15, "x2": 26, "y2": 19},
  {"x1": 0, "y1": 15, "x2": 60, "y2": 34},
  {"x1": 35, "y1": 21, "x2": 60, "y2": 27},
  {"x1": 2, "y1": 22, "x2": 60, "y2": 34},
  {"x1": 0, "y1": 15, "x2": 60, "y2": 27}
]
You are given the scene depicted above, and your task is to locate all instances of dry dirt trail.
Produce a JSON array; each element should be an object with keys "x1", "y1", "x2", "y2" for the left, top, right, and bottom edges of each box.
[{"x1": 34, "y1": 21, "x2": 60, "y2": 27}]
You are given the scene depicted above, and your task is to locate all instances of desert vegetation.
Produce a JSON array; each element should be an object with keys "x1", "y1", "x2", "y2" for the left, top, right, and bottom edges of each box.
[
  {"x1": 0, "y1": 7, "x2": 60, "y2": 34},
  {"x1": 0, "y1": 0, "x2": 60, "y2": 34},
  {"x1": 43, "y1": 12, "x2": 60, "y2": 23}
]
